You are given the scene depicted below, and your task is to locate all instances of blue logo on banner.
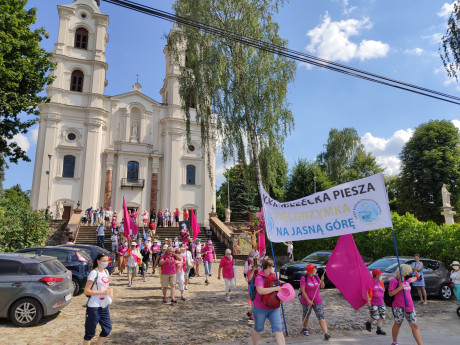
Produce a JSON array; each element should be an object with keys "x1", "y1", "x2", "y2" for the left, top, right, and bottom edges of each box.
[
  {"x1": 265, "y1": 212, "x2": 274, "y2": 237},
  {"x1": 354, "y1": 200, "x2": 380, "y2": 223}
]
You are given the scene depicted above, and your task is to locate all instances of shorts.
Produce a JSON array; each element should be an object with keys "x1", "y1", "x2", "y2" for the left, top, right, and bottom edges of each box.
[
  {"x1": 161, "y1": 273, "x2": 176, "y2": 288},
  {"x1": 111, "y1": 243, "x2": 118, "y2": 251},
  {"x1": 127, "y1": 265, "x2": 137, "y2": 277},
  {"x1": 253, "y1": 305, "x2": 282, "y2": 333},
  {"x1": 302, "y1": 302, "x2": 325, "y2": 320},
  {"x1": 392, "y1": 307, "x2": 417, "y2": 323},
  {"x1": 105, "y1": 217, "x2": 109, "y2": 221},
  {"x1": 195, "y1": 257, "x2": 202, "y2": 265},
  {"x1": 370, "y1": 304, "x2": 386, "y2": 320}
]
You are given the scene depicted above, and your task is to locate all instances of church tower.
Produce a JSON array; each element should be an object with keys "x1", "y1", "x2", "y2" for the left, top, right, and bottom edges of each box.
[{"x1": 30, "y1": 0, "x2": 109, "y2": 214}]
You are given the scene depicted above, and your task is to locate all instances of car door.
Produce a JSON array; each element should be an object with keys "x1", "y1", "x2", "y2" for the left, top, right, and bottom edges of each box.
[
  {"x1": 421, "y1": 260, "x2": 441, "y2": 294},
  {"x1": 0, "y1": 259, "x2": 30, "y2": 316}
]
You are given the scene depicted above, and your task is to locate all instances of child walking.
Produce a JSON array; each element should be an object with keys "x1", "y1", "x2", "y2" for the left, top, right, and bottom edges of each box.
[{"x1": 365, "y1": 269, "x2": 386, "y2": 335}]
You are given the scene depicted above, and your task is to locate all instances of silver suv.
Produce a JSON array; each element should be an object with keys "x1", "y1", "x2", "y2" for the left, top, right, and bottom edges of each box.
[{"x1": 0, "y1": 253, "x2": 73, "y2": 327}]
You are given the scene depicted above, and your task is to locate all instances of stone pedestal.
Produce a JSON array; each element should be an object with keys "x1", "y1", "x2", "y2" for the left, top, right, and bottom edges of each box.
[{"x1": 441, "y1": 206, "x2": 456, "y2": 225}]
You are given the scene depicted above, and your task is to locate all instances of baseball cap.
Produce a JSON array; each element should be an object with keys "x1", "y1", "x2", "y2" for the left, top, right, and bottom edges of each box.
[
  {"x1": 305, "y1": 263, "x2": 317, "y2": 274},
  {"x1": 372, "y1": 268, "x2": 384, "y2": 276}
]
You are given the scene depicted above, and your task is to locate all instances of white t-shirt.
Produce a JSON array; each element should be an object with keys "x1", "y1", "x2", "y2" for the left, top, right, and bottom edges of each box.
[
  {"x1": 97, "y1": 225, "x2": 106, "y2": 236},
  {"x1": 185, "y1": 251, "x2": 193, "y2": 266},
  {"x1": 287, "y1": 244, "x2": 293, "y2": 255},
  {"x1": 196, "y1": 244, "x2": 202, "y2": 257},
  {"x1": 87, "y1": 269, "x2": 110, "y2": 308},
  {"x1": 127, "y1": 249, "x2": 140, "y2": 267},
  {"x1": 451, "y1": 270, "x2": 460, "y2": 284},
  {"x1": 118, "y1": 223, "x2": 124, "y2": 234},
  {"x1": 111, "y1": 234, "x2": 118, "y2": 246}
]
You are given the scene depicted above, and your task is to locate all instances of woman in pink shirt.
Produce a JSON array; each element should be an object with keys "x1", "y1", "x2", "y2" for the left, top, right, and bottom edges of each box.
[
  {"x1": 159, "y1": 246, "x2": 180, "y2": 303},
  {"x1": 365, "y1": 269, "x2": 386, "y2": 335},
  {"x1": 251, "y1": 258, "x2": 284, "y2": 345},
  {"x1": 175, "y1": 247, "x2": 187, "y2": 301},
  {"x1": 299, "y1": 263, "x2": 330, "y2": 340},
  {"x1": 202, "y1": 240, "x2": 217, "y2": 285},
  {"x1": 389, "y1": 264, "x2": 424, "y2": 345},
  {"x1": 218, "y1": 249, "x2": 235, "y2": 302}
]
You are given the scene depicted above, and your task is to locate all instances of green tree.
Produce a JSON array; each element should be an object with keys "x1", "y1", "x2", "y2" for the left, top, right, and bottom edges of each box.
[
  {"x1": 398, "y1": 120, "x2": 460, "y2": 223},
  {"x1": 168, "y1": 0, "x2": 296, "y2": 189},
  {"x1": 0, "y1": 0, "x2": 55, "y2": 163},
  {"x1": 316, "y1": 127, "x2": 383, "y2": 184},
  {"x1": 0, "y1": 184, "x2": 49, "y2": 252},
  {"x1": 384, "y1": 175, "x2": 399, "y2": 212},
  {"x1": 285, "y1": 160, "x2": 331, "y2": 201},
  {"x1": 440, "y1": 0, "x2": 460, "y2": 80}
]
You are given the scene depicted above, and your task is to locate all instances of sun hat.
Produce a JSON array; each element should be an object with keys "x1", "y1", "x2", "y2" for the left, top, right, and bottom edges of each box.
[
  {"x1": 305, "y1": 263, "x2": 317, "y2": 274},
  {"x1": 207, "y1": 240, "x2": 212, "y2": 245},
  {"x1": 131, "y1": 241, "x2": 137, "y2": 246},
  {"x1": 277, "y1": 283, "x2": 295, "y2": 302},
  {"x1": 452, "y1": 261, "x2": 460, "y2": 266},
  {"x1": 372, "y1": 268, "x2": 384, "y2": 276},
  {"x1": 163, "y1": 244, "x2": 168, "y2": 250}
]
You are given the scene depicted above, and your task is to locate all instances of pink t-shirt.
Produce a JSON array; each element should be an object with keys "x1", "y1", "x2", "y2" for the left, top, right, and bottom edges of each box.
[
  {"x1": 151, "y1": 245, "x2": 161, "y2": 253},
  {"x1": 389, "y1": 278, "x2": 414, "y2": 312},
  {"x1": 111, "y1": 220, "x2": 116, "y2": 228},
  {"x1": 118, "y1": 245, "x2": 128, "y2": 257},
  {"x1": 253, "y1": 271, "x2": 277, "y2": 310},
  {"x1": 161, "y1": 254, "x2": 177, "y2": 274},
  {"x1": 300, "y1": 275, "x2": 322, "y2": 305},
  {"x1": 202, "y1": 246, "x2": 215, "y2": 262},
  {"x1": 219, "y1": 256, "x2": 234, "y2": 279},
  {"x1": 370, "y1": 280, "x2": 385, "y2": 306},
  {"x1": 175, "y1": 255, "x2": 186, "y2": 273}
]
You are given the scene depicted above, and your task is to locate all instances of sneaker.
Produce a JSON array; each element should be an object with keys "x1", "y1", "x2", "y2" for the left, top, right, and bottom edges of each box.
[
  {"x1": 181, "y1": 296, "x2": 186, "y2": 301},
  {"x1": 365, "y1": 321, "x2": 372, "y2": 332},
  {"x1": 224, "y1": 296, "x2": 230, "y2": 302},
  {"x1": 376, "y1": 328, "x2": 386, "y2": 335},
  {"x1": 171, "y1": 299, "x2": 177, "y2": 304},
  {"x1": 391, "y1": 342, "x2": 399, "y2": 345},
  {"x1": 324, "y1": 333, "x2": 331, "y2": 340},
  {"x1": 302, "y1": 328, "x2": 309, "y2": 336},
  {"x1": 128, "y1": 281, "x2": 132, "y2": 287},
  {"x1": 185, "y1": 285, "x2": 188, "y2": 290},
  {"x1": 162, "y1": 298, "x2": 167, "y2": 303}
]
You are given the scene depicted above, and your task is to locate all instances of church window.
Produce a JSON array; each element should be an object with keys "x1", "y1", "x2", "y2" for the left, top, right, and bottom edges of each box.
[
  {"x1": 186, "y1": 165, "x2": 196, "y2": 185},
  {"x1": 75, "y1": 28, "x2": 88, "y2": 49},
  {"x1": 70, "y1": 70, "x2": 84, "y2": 92},
  {"x1": 127, "y1": 161, "x2": 139, "y2": 182},
  {"x1": 62, "y1": 155, "x2": 76, "y2": 178},
  {"x1": 188, "y1": 145, "x2": 195, "y2": 152},
  {"x1": 67, "y1": 133, "x2": 76, "y2": 141}
]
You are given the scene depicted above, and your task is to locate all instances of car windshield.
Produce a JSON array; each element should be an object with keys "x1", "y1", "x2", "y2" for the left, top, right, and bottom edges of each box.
[
  {"x1": 301, "y1": 252, "x2": 331, "y2": 264},
  {"x1": 367, "y1": 258, "x2": 406, "y2": 273},
  {"x1": 78, "y1": 250, "x2": 92, "y2": 261}
]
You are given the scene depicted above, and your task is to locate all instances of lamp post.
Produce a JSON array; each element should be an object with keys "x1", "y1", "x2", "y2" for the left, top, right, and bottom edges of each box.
[
  {"x1": 313, "y1": 176, "x2": 317, "y2": 194},
  {"x1": 225, "y1": 168, "x2": 231, "y2": 222},
  {"x1": 46, "y1": 154, "x2": 52, "y2": 208}
]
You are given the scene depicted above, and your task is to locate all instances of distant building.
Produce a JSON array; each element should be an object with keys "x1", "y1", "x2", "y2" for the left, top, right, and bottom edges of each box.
[{"x1": 30, "y1": 0, "x2": 216, "y2": 224}]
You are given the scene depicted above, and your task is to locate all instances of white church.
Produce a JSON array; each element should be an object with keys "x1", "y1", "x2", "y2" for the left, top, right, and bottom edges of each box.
[{"x1": 30, "y1": 0, "x2": 216, "y2": 225}]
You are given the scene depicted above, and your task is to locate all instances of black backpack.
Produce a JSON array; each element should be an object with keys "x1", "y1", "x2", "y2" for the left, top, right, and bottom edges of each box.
[{"x1": 384, "y1": 279, "x2": 397, "y2": 307}]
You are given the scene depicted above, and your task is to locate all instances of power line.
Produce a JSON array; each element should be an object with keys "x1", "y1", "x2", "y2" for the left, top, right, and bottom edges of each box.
[{"x1": 102, "y1": 0, "x2": 460, "y2": 106}]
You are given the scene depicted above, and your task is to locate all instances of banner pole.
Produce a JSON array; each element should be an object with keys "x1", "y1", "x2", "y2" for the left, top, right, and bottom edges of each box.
[
  {"x1": 391, "y1": 227, "x2": 408, "y2": 308},
  {"x1": 269, "y1": 240, "x2": 288, "y2": 336}
]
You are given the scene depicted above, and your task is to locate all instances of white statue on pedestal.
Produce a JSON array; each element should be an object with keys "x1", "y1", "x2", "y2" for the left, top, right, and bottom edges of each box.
[
  {"x1": 441, "y1": 184, "x2": 455, "y2": 224},
  {"x1": 131, "y1": 122, "x2": 139, "y2": 142},
  {"x1": 442, "y1": 184, "x2": 451, "y2": 207},
  {"x1": 56, "y1": 201, "x2": 64, "y2": 220}
]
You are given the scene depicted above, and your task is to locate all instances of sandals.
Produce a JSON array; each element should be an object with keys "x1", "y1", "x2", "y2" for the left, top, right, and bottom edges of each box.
[{"x1": 302, "y1": 328, "x2": 309, "y2": 336}]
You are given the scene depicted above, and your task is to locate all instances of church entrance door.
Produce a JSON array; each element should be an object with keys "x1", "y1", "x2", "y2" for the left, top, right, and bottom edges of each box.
[{"x1": 63, "y1": 206, "x2": 71, "y2": 220}]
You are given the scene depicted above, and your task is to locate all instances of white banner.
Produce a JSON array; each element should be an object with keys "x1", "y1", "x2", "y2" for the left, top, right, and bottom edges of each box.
[{"x1": 260, "y1": 173, "x2": 393, "y2": 243}]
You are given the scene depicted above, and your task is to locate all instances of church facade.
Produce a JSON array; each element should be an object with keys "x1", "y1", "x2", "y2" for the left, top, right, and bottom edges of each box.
[{"x1": 30, "y1": 0, "x2": 216, "y2": 225}]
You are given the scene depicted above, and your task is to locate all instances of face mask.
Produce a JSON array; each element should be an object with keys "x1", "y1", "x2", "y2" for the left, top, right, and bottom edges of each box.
[
  {"x1": 123, "y1": 243, "x2": 128, "y2": 247},
  {"x1": 99, "y1": 261, "x2": 108, "y2": 268},
  {"x1": 226, "y1": 254, "x2": 231, "y2": 258},
  {"x1": 270, "y1": 267, "x2": 275, "y2": 274},
  {"x1": 454, "y1": 266, "x2": 460, "y2": 271}
]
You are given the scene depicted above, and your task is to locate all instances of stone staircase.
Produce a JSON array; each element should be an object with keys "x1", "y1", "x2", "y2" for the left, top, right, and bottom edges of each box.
[{"x1": 76, "y1": 225, "x2": 228, "y2": 257}]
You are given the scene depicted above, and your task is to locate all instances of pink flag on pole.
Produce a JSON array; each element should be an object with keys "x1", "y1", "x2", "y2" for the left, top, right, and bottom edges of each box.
[
  {"x1": 190, "y1": 209, "x2": 200, "y2": 241},
  {"x1": 258, "y1": 231, "x2": 266, "y2": 255},
  {"x1": 122, "y1": 197, "x2": 139, "y2": 240},
  {"x1": 325, "y1": 234, "x2": 374, "y2": 310}
]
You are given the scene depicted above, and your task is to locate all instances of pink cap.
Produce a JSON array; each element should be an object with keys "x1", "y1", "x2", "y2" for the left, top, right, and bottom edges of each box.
[{"x1": 207, "y1": 240, "x2": 212, "y2": 245}]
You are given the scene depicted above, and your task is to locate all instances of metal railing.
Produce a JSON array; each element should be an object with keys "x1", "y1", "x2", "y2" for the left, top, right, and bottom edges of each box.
[{"x1": 121, "y1": 178, "x2": 145, "y2": 188}]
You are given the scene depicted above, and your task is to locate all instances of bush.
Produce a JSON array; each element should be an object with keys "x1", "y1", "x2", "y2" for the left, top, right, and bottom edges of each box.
[
  {"x1": 269, "y1": 212, "x2": 460, "y2": 268},
  {"x1": 0, "y1": 187, "x2": 49, "y2": 252}
]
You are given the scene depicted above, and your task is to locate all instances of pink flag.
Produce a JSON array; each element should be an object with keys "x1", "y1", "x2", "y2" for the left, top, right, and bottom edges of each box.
[
  {"x1": 122, "y1": 197, "x2": 139, "y2": 240},
  {"x1": 190, "y1": 209, "x2": 200, "y2": 241},
  {"x1": 258, "y1": 231, "x2": 266, "y2": 255},
  {"x1": 325, "y1": 234, "x2": 374, "y2": 311}
]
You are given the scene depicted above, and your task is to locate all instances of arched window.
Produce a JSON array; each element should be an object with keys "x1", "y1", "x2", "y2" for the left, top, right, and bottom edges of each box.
[
  {"x1": 186, "y1": 165, "x2": 196, "y2": 185},
  {"x1": 75, "y1": 28, "x2": 88, "y2": 49},
  {"x1": 70, "y1": 70, "x2": 84, "y2": 92},
  {"x1": 62, "y1": 155, "x2": 76, "y2": 178},
  {"x1": 127, "y1": 161, "x2": 139, "y2": 182}
]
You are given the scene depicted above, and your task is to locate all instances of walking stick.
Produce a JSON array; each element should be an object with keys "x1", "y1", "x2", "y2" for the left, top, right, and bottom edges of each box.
[{"x1": 302, "y1": 269, "x2": 327, "y2": 325}]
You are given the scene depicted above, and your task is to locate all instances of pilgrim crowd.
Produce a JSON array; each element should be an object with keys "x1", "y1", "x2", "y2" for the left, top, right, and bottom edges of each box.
[{"x1": 81, "y1": 213, "x2": 460, "y2": 345}]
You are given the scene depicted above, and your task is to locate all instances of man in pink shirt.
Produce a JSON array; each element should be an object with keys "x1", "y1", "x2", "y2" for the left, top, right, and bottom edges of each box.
[
  {"x1": 218, "y1": 248, "x2": 235, "y2": 302},
  {"x1": 202, "y1": 240, "x2": 216, "y2": 285},
  {"x1": 159, "y1": 246, "x2": 180, "y2": 303}
]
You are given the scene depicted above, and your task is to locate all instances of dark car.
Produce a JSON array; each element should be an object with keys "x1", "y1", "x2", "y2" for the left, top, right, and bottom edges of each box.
[
  {"x1": 16, "y1": 247, "x2": 91, "y2": 296},
  {"x1": 0, "y1": 253, "x2": 73, "y2": 327},
  {"x1": 59, "y1": 244, "x2": 115, "y2": 274},
  {"x1": 367, "y1": 256, "x2": 452, "y2": 300},
  {"x1": 279, "y1": 250, "x2": 373, "y2": 287}
]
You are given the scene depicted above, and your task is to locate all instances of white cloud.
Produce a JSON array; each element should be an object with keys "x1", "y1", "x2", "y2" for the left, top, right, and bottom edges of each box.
[
  {"x1": 422, "y1": 33, "x2": 443, "y2": 44},
  {"x1": 298, "y1": 61, "x2": 313, "y2": 70},
  {"x1": 404, "y1": 48, "x2": 424, "y2": 56},
  {"x1": 452, "y1": 119, "x2": 460, "y2": 130},
  {"x1": 8, "y1": 133, "x2": 31, "y2": 153},
  {"x1": 438, "y1": 2, "x2": 455, "y2": 18},
  {"x1": 361, "y1": 129, "x2": 414, "y2": 176},
  {"x1": 30, "y1": 126, "x2": 39, "y2": 144},
  {"x1": 306, "y1": 14, "x2": 390, "y2": 62}
]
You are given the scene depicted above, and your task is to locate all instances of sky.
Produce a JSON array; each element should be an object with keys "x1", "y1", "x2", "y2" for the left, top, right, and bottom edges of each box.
[{"x1": 4, "y1": 0, "x2": 460, "y2": 193}]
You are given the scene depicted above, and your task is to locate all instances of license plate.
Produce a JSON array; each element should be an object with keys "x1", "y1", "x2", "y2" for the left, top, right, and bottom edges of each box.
[
  {"x1": 280, "y1": 274, "x2": 288, "y2": 280},
  {"x1": 64, "y1": 294, "x2": 72, "y2": 301}
]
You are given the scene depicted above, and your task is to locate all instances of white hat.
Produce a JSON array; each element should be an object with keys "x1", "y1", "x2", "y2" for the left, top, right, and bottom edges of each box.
[
  {"x1": 163, "y1": 244, "x2": 168, "y2": 250},
  {"x1": 131, "y1": 241, "x2": 137, "y2": 246},
  {"x1": 452, "y1": 261, "x2": 460, "y2": 266}
]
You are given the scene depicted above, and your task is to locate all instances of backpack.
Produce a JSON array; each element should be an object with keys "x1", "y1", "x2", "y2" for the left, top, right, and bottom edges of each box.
[
  {"x1": 248, "y1": 272, "x2": 281, "y2": 308},
  {"x1": 384, "y1": 279, "x2": 397, "y2": 307},
  {"x1": 83, "y1": 268, "x2": 109, "y2": 307}
]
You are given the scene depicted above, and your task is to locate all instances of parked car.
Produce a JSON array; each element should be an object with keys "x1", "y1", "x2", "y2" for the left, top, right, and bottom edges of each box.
[
  {"x1": 0, "y1": 253, "x2": 73, "y2": 327},
  {"x1": 16, "y1": 247, "x2": 91, "y2": 296},
  {"x1": 367, "y1": 256, "x2": 452, "y2": 300},
  {"x1": 59, "y1": 244, "x2": 115, "y2": 274},
  {"x1": 279, "y1": 250, "x2": 373, "y2": 287}
]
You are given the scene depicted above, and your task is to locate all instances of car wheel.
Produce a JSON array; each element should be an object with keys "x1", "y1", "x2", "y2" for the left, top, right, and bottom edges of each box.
[
  {"x1": 72, "y1": 278, "x2": 80, "y2": 296},
  {"x1": 439, "y1": 283, "x2": 452, "y2": 300},
  {"x1": 9, "y1": 298, "x2": 43, "y2": 327}
]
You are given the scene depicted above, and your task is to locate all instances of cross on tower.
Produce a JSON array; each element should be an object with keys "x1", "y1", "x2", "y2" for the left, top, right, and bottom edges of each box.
[{"x1": 136, "y1": 74, "x2": 140, "y2": 83}]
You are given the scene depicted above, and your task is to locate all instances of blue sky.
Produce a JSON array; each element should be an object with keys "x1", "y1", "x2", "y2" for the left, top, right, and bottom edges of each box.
[{"x1": 5, "y1": 0, "x2": 460, "y2": 192}]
